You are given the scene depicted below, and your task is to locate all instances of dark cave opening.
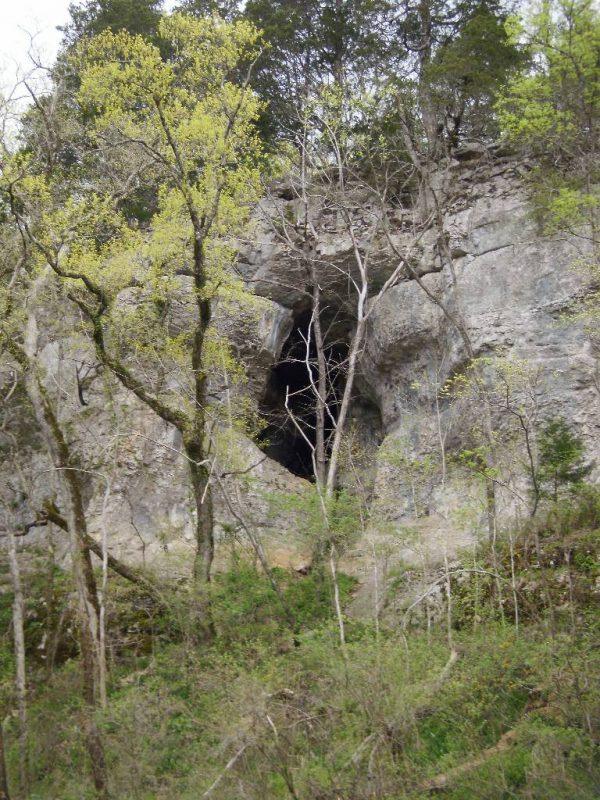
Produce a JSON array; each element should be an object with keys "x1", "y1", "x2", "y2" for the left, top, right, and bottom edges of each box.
[{"x1": 258, "y1": 308, "x2": 349, "y2": 480}]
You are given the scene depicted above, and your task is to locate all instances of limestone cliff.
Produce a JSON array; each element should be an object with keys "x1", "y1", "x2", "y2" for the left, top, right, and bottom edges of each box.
[
  {"x1": 9, "y1": 150, "x2": 598, "y2": 581},
  {"x1": 242, "y1": 150, "x2": 598, "y2": 573}
]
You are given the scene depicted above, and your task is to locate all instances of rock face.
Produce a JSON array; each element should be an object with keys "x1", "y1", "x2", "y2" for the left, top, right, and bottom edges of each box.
[
  {"x1": 363, "y1": 168, "x2": 597, "y2": 567},
  {"x1": 245, "y1": 154, "x2": 599, "y2": 573},
  {"x1": 6, "y1": 289, "x2": 310, "y2": 576},
  {"x1": 7, "y1": 153, "x2": 598, "y2": 582}
]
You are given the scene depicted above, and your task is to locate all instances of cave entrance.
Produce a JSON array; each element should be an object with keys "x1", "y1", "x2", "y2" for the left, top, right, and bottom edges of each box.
[{"x1": 258, "y1": 308, "x2": 349, "y2": 480}]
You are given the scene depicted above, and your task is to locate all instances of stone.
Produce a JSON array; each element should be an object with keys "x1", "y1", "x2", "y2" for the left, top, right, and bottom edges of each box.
[
  {"x1": 245, "y1": 155, "x2": 598, "y2": 573},
  {"x1": 5, "y1": 152, "x2": 598, "y2": 591}
]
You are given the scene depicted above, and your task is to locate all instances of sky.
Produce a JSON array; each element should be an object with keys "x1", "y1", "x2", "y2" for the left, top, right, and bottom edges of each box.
[
  {"x1": 0, "y1": 0, "x2": 72, "y2": 96},
  {"x1": 0, "y1": 0, "x2": 178, "y2": 102}
]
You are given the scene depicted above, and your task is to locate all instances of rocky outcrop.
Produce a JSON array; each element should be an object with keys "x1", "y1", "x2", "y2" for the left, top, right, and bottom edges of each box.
[
  {"x1": 6, "y1": 290, "x2": 309, "y2": 576},
  {"x1": 246, "y1": 153, "x2": 599, "y2": 572},
  {"x1": 361, "y1": 166, "x2": 597, "y2": 567},
  {"x1": 7, "y1": 152, "x2": 598, "y2": 583}
]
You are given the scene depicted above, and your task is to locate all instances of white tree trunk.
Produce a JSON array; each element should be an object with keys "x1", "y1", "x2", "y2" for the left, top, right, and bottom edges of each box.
[{"x1": 5, "y1": 520, "x2": 27, "y2": 793}]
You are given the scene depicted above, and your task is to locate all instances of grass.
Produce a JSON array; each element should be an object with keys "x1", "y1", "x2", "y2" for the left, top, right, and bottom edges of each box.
[{"x1": 1, "y1": 489, "x2": 599, "y2": 799}]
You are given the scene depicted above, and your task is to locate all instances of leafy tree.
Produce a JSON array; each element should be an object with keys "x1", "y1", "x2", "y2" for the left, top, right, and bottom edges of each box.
[
  {"x1": 73, "y1": 14, "x2": 262, "y2": 611},
  {"x1": 395, "y1": 0, "x2": 523, "y2": 156},
  {"x1": 497, "y1": 0, "x2": 599, "y2": 163},
  {"x1": 60, "y1": 0, "x2": 164, "y2": 46},
  {"x1": 175, "y1": 0, "x2": 240, "y2": 19},
  {"x1": 496, "y1": 0, "x2": 599, "y2": 230},
  {"x1": 536, "y1": 417, "x2": 592, "y2": 501},
  {"x1": 497, "y1": 0, "x2": 599, "y2": 352},
  {"x1": 240, "y1": 0, "x2": 396, "y2": 142},
  {"x1": 424, "y1": 1, "x2": 524, "y2": 146},
  {"x1": 2, "y1": 14, "x2": 265, "y2": 638}
]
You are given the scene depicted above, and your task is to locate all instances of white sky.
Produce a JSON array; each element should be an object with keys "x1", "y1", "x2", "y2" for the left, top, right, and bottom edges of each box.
[
  {"x1": 0, "y1": 0, "x2": 72, "y2": 96},
  {"x1": 0, "y1": 0, "x2": 178, "y2": 102}
]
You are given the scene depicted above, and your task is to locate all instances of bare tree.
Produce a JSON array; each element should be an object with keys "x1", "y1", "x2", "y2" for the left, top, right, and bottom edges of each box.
[
  {"x1": 0, "y1": 266, "x2": 109, "y2": 796},
  {"x1": 21, "y1": 339, "x2": 109, "y2": 799},
  {"x1": 0, "y1": 718, "x2": 10, "y2": 800},
  {"x1": 2, "y1": 509, "x2": 27, "y2": 795},
  {"x1": 265, "y1": 99, "x2": 433, "y2": 503},
  {"x1": 259, "y1": 96, "x2": 435, "y2": 645}
]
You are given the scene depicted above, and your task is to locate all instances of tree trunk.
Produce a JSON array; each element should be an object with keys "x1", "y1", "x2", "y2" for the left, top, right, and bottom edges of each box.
[
  {"x1": 325, "y1": 316, "x2": 366, "y2": 499},
  {"x1": 0, "y1": 719, "x2": 10, "y2": 800},
  {"x1": 189, "y1": 230, "x2": 215, "y2": 617},
  {"x1": 24, "y1": 308, "x2": 108, "y2": 798},
  {"x1": 26, "y1": 374, "x2": 109, "y2": 797},
  {"x1": 38, "y1": 504, "x2": 159, "y2": 596},
  {"x1": 417, "y1": 0, "x2": 439, "y2": 163},
  {"x1": 6, "y1": 523, "x2": 27, "y2": 795},
  {"x1": 310, "y1": 276, "x2": 328, "y2": 488},
  {"x1": 329, "y1": 543, "x2": 346, "y2": 649},
  {"x1": 186, "y1": 440, "x2": 215, "y2": 640}
]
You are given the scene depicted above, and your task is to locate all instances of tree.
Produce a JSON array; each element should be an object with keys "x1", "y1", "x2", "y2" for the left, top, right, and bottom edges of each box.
[
  {"x1": 240, "y1": 0, "x2": 395, "y2": 142},
  {"x1": 4, "y1": 333, "x2": 110, "y2": 798},
  {"x1": 422, "y1": 1, "x2": 524, "y2": 146},
  {"x1": 259, "y1": 87, "x2": 440, "y2": 634},
  {"x1": 497, "y1": 0, "x2": 599, "y2": 341},
  {"x1": 74, "y1": 14, "x2": 262, "y2": 613},
  {"x1": 496, "y1": 0, "x2": 599, "y2": 236},
  {"x1": 536, "y1": 417, "x2": 592, "y2": 501},
  {"x1": 394, "y1": 0, "x2": 522, "y2": 158},
  {"x1": 175, "y1": 0, "x2": 239, "y2": 19},
  {"x1": 0, "y1": 309, "x2": 110, "y2": 797},
  {"x1": 1, "y1": 508, "x2": 27, "y2": 797},
  {"x1": 60, "y1": 0, "x2": 164, "y2": 46},
  {"x1": 3, "y1": 14, "x2": 265, "y2": 637},
  {"x1": 0, "y1": 720, "x2": 8, "y2": 800},
  {"x1": 496, "y1": 0, "x2": 599, "y2": 171},
  {"x1": 1, "y1": 144, "x2": 169, "y2": 796}
]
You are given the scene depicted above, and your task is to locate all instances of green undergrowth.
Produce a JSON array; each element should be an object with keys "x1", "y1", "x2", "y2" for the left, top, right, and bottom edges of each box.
[
  {"x1": 2, "y1": 492, "x2": 599, "y2": 799},
  {"x1": 451, "y1": 485, "x2": 600, "y2": 629},
  {"x1": 14, "y1": 618, "x2": 599, "y2": 800}
]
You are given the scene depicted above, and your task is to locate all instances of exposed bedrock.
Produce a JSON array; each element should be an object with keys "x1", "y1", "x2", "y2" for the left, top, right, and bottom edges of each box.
[
  {"x1": 9, "y1": 154, "x2": 598, "y2": 580},
  {"x1": 246, "y1": 157, "x2": 599, "y2": 573}
]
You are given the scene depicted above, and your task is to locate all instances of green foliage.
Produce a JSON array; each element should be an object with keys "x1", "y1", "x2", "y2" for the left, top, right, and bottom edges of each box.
[
  {"x1": 536, "y1": 417, "x2": 592, "y2": 500},
  {"x1": 71, "y1": 11, "x2": 265, "y2": 341},
  {"x1": 443, "y1": 355, "x2": 541, "y2": 479},
  {"x1": 12, "y1": 605, "x2": 599, "y2": 799},
  {"x1": 5, "y1": 489, "x2": 599, "y2": 798},
  {"x1": 497, "y1": 0, "x2": 599, "y2": 158},
  {"x1": 452, "y1": 487, "x2": 600, "y2": 627},
  {"x1": 1, "y1": 4, "x2": 599, "y2": 799},
  {"x1": 176, "y1": 0, "x2": 239, "y2": 19},
  {"x1": 210, "y1": 563, "x2": 356, "y2": 648},
  {"x1": 266, "y1": 483, "x2": 363, "y2": 556},
  {"x1": 0, "y1": 12, "x2": 269, "y2": 457},
  {"x1": 393, "y1": 0, "x2": 524, "y2": 148},
  {"x1": 240, "y1": 0, "x2": 394, "y2": 142},
  {"x1": 497, "y1": 0, "x2": 599, "y2": 238},
  {"x1": 60, "y1": 0, "x2": 164, "y2": 47},
  {"x1": 530, "y1": 181, "x2": 599, "y2": 235},
  {"x1": 424, "y1": 1, "x2": 524, "y2": 143},
  {"x1": 0, "y1": 559, "x2": 77, "y2": 678}
]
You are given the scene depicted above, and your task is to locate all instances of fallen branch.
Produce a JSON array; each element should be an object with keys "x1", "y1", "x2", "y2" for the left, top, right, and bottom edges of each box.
[
  {"x1": 400, "y1": 648, "x2": 462, "y2": 738},
  {"x1": 419, "y1": 707, "x2": 549, "y2": 793},
  {"x1": 23, "y1": 505, "x2": 160, "y2": 597},
  {"x1": 432, "y1": 648, "x2": 459, "y2": 693},
  {"x1": 420, "y1": 728, "x2": 519, "y2": 793},
  {"x1": 201, "y1": 744, "x2": 247, "y2": 798}
]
